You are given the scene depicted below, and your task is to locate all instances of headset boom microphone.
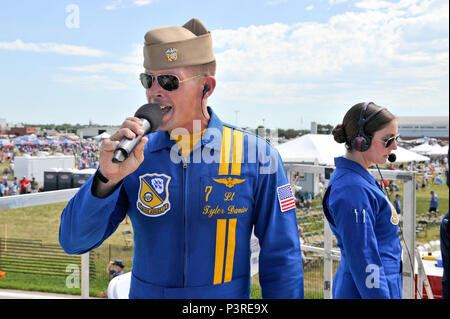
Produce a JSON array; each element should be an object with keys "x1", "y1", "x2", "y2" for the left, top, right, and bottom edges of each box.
[{"x1": 388, "y1": 153, "x2": 396, "y2": 163}]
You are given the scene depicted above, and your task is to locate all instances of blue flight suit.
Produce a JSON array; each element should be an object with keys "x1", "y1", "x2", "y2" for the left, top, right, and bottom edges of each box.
[
  {"x1": 59, "y1": 107, "x2": 304, "y2": 299},
  {"x1": 322, "y1": 156, "x2": 402, "y2": 299}
]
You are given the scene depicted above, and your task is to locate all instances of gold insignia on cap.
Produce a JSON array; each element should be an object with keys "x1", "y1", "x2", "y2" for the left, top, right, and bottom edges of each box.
[{"x1": 165, "y1": 48, "x2": 178, "y2": 62}]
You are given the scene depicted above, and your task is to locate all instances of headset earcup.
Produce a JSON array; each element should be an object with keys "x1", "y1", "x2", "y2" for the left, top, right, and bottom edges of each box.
[
  {"x1": 362, "y1": 135, "x2": 372, "y2": 152},
  {"x1": 352, "y1": 135, "x2": 362, "y2": 152},
  {"x1": 352, "y1": 135, "x2": 371, "y2": 152}
]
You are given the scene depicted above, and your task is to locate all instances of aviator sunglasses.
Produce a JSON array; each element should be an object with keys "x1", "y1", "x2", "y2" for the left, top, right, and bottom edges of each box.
[
  {"x1": 140, "y1": 73, "x2": 202, "y2": 91},
  {"x1": 383, "y1": 134, "x2": 400, "y2": 148}
]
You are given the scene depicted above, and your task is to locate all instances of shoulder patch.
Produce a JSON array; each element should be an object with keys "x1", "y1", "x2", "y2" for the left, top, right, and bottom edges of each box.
[
  {"x1": 387, "y1": 195, "x2": 399, "y2": 225},
  {"x1": 137, "y1": 173, "x2": 171, "y2": 217},
  {"x1": 277, "y1": 184, "x2": 296, "y2": 212}
]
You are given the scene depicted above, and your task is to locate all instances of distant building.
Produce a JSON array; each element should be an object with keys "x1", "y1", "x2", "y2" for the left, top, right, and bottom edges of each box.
[
  {"x1": 41, "y1": 129, "x2": 60, "y2": 137},
  {"x1": 397, "y1": 116, "x2": 449, "y2": 139},
  {"x1": 77, "y1": 126, "x2": 120, "y2": 139},
  {"x1": 310, "y1": 122, "x2": 317, "y2": 134},
  {"x1": 0, "y1": 118, "x2": 6, "y2": 130},
  {"x1": 8, "y1": 127, "x2": 37, "y2": 136}
]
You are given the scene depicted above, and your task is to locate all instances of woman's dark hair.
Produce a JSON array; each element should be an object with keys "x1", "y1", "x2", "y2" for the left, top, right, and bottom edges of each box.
[{"x1": 332, "y1": 102, "x2": 396, "y2": 150}]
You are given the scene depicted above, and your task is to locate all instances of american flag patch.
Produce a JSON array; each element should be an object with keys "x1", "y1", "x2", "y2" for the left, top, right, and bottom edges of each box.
[{"x1": 277, "y1": 184, "x2": 296, "y2": 212}]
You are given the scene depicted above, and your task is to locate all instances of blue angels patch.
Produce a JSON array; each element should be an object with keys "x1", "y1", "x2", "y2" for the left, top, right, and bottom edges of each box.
[
  {"x1": 137, "y1": 173, "x2": 171, "y2": 217},
  {"x1": 386, "y1": 195, "x2": 399, "y2": 225}
]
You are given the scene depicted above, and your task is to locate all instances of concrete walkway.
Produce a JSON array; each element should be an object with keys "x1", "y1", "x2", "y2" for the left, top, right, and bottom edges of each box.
[{"x1": 0, "y1": 288, "x2": 87, "y2": 299}]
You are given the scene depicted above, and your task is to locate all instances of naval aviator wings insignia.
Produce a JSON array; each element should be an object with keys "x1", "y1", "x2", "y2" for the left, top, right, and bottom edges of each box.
[{"x1": 213, "y1": 177, "x2": 246, "y2": 188}]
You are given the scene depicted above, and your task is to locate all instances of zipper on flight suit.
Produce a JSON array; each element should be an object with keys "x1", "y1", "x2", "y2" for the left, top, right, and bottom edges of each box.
[{"x1": 182, "y1": 159, "x2": 187, "y2": 288}]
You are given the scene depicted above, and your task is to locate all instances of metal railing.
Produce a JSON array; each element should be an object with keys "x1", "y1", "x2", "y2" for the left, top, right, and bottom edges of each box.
[
  {"x1": 0, "y1": 237, "x2": 95, "y2": 278},
  {"x1": 0, "y1": 188, "x2": 91, "y2": 298}
]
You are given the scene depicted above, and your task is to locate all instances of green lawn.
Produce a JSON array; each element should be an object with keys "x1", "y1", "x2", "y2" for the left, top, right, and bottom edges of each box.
[{"x1": 396, "y1": 177, "x2": 448, "y2": 244}]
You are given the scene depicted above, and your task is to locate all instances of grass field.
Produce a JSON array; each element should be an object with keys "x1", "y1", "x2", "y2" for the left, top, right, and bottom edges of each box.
[
  {"x1": 0, "y1": 162, "x2": 448, "y2": 297},
  {"x1": 398, "y1": 177, "x2": 448, "y2": 244}
]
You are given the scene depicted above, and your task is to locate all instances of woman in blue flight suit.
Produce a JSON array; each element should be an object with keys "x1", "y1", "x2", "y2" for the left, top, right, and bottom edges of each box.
[{"x1": 322, "y1": 102, "x2": 402, "y2": 299}]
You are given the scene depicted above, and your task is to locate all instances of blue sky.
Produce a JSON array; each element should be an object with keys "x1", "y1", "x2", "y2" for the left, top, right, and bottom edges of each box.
[{"x1": 0, "y1": 0, "x2": 448, "y2": 129}]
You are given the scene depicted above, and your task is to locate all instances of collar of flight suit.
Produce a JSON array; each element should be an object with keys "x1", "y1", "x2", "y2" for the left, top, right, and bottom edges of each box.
[
  {"x1": 148, "y1": 106, "x2": 223, "y2": 153},
  {"x1": 334, "y1": 156, "x2": 378, "y2": 187}
]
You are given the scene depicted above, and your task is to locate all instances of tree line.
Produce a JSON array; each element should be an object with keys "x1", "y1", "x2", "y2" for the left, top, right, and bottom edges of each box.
[{"x1": 22, "y1": 123, "x2": 334, "y2": 139}]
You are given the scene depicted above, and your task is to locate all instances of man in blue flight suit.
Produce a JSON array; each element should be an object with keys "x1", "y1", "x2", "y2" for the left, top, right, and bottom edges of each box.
[{"x1": 59, "y1": 18, "x2": 303, "y2": 299}]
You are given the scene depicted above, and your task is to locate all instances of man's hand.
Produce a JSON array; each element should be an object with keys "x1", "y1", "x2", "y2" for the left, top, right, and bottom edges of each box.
[{"x1": 93, "y1": 117, "x2": 148, "y2": 197}]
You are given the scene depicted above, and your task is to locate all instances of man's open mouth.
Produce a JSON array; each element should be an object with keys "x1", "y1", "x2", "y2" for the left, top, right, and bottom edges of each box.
[{"x1": 160, "y1": 105, "x2": 173, "y2": 116}]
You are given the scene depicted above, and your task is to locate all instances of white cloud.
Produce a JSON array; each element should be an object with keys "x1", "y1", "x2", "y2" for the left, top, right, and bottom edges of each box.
[
  {"x1": 58, "y1": 45, "x2": 143, "y2": 92},
  {"x1": 306, "y1": 5, "x2": 314, "y2": 11},
  {"x1": 210, "y1": 0, "x2": 448, "y2": 117},
  {"x1": 355, "y1": 0, "x2": 393, "y2": 10},
  {"x1": 133, "y1": 0, "x2": 154, "y2": 6},
  {"x1": 105, "y1": 0, "x2": 155, "y2": 10},
  {"x1": 212, "y1": 0, "x2": 447, "y2": 78},
  {"x1": 105, "y1": 0, "x2": 122, "y2": 10},
  {"x1": 57, "y1": 43, "x2": 143, "y2": 94},
  {"x1": 52, "y1": 74, "x2": 128, "y2": 90},
  {"x1": 329, "y1": 0, "x2": 348, "y2": 5},
  {"x1": 0, "y1": 39, "x2": 106, "y2": 57},
  {"x1": 61, "y1": 63, "x2": 141, "y2": 74},
  {"x1": 355, "y1": 0, "x2": 434, "y2": 12},
  {"x1": 120, "y1": 43, "x2": 144, "y2": 65},
  {"x1": 265, "y1": 0, "x2": 288, "y2": 6}
]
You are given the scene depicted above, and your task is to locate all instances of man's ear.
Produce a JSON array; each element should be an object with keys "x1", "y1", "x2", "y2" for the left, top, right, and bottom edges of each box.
[{"x1": 202, "y1": 76, "x2": 216, "y2": 99}]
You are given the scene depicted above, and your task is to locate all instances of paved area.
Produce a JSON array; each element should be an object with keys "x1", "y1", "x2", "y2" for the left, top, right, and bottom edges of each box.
[{"x1": 0, "y1": 288, "x2": 87, "y2": 299}]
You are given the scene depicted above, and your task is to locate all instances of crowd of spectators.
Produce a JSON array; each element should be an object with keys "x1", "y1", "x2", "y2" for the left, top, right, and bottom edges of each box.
[
  {"x1": 0, "y1": 137, "x2": 101, "y2": 197},
  {"x1": 290, "y1": 156, "x2": 448, "y2": 214}
]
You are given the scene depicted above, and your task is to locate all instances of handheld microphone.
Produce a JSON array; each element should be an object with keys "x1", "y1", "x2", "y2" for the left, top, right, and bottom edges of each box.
[
  {"x1": 112, "y1": 104, "x2": 163, "y2": 163},
  {"x1": 388, "y1": 153, "x2": 396, "y2": 163}
]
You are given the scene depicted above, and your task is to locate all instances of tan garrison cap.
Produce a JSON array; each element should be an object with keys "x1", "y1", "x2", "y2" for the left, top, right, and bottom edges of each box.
[{"x1": 143, "y1": 18, "x2": 215, "y2": 70}]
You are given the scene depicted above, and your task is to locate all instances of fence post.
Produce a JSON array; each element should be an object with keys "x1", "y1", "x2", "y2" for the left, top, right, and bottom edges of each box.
[
  {"x1": 402, "y1": 173, "x2": 416, "y2": 299},
  {"x1": 81, "y1": 252, "x2": 90, "y2": 298},
  {"x1": 323, "y1": 220, "x2": 333, "y2": 299}
]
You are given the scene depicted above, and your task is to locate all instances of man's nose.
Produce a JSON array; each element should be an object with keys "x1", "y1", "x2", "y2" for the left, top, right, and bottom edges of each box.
[{"x1": 146, "y1": 81, "x2": 164, "y2": 101}]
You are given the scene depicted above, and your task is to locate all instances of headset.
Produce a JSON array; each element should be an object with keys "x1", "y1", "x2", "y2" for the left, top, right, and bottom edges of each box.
[{"x1": 351, "y1": 102, "x2": 384, "y2": 152}]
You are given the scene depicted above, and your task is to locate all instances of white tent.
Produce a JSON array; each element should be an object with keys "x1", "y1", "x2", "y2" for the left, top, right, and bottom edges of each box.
[
  {"x1": 391, "y1": 146, "x2": 430, "y2": 163},
  {"x1": 276, "y1": 134, "x2": 345, "y2": 165},
  {"x1": 276, "y1": 134, "x2": 430, "y2": 165},
  {"x1": 427, "y1": 144, "x2": 448, "y2": 156},
  {"x1": 409, "y1": 142, "x2": 436, "y2": 154},
  {"x1": 94, "y1": 132, "x2": 111, "y2": 142}
]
